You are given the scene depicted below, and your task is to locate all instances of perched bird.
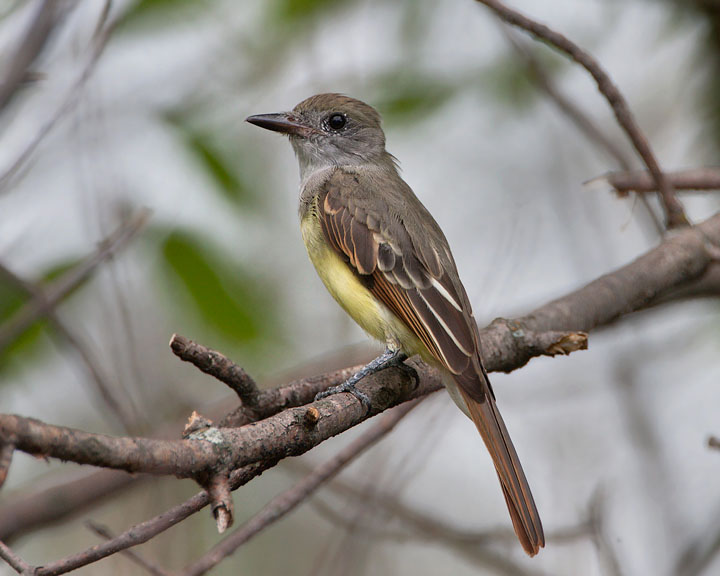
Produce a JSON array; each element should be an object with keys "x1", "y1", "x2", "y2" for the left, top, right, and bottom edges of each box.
[{"x1": 247, "y1": 93, "x2": 544, "y2": 556}]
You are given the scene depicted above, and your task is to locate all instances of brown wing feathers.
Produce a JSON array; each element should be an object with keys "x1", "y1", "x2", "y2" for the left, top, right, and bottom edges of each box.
[{"x1": 318, "y1": 172, "x2": 544, "y2": 556}]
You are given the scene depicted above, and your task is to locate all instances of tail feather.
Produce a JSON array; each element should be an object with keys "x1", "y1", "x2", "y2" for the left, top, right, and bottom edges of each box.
[{"x1": 459, "y1": 387, "x2": 545, "y2": 556}]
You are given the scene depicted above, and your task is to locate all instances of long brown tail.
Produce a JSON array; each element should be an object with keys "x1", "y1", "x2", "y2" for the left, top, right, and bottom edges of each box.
[{"x1": 459, "y1": 387, "x2": 545, "y2": 556}]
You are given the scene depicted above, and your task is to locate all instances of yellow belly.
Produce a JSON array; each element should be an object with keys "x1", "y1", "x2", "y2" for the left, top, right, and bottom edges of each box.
[{"x1": 300, "y1": 210, "x2": 425, "y2": 356}]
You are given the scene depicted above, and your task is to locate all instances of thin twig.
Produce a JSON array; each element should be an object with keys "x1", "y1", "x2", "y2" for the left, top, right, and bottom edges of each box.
[
  {"x1": 601, "y1": 167, "x2": 720, "y2": 194},
  {"x1": 0, "y1": 262, "x2": 138, "y2": 432},
  {"x1": 0, "y1": 210, "x2": 149, "y2": 354},
  {"x1": 476, "y1": 0, "x2": 688, "y2": 228},
  {"x1": 0, "y1": 6, "x2": 116, "y2": 194},
  {"x1": 0, "y1": 539, "x2": 33, "y2": 574},
  {"x1": 502, "y1": 28, "x2": 664, "y2": 234},
  {"x1": 0, "y1": 0, "x2": 70, "y2": 115},
  {"x1": 85, "y1": 520, "x2": 172, "y2": 576},
  {"x1": 29, "y1": 461, "x2": 275, "y2": 576},
  {"x1": 179, "y1": 401, "x2": 421, "y2": 576}
]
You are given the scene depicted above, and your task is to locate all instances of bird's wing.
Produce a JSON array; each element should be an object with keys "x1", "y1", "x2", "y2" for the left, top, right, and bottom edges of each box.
[
  {"x1": 317, "y1": 168, "x2": 544, "y2": 557},
  {"x1": 319, "y1": 169, "x2": 483, "y2": 397}
]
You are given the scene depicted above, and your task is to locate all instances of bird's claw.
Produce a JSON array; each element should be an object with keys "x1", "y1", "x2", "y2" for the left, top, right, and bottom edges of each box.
[{"x1": 315, "y1": 381, "x2": 372, "y2": 412}]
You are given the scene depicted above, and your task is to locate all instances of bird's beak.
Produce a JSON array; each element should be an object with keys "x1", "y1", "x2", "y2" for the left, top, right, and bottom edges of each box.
[{"x1": 246, "y1": 112, "x2": 314, "y2": 137}]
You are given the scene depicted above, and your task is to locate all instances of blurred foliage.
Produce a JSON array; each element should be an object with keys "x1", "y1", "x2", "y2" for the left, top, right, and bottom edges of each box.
[
  {"x1": 272, "y1": 0, "x2": 354, "y2": 25},
  {"x1": 165, "y1": 111, "x2": 258, "y2": 209},
  {"x1": 155, "y1": 227, "x2": 277, "y2": 351},
  {"x1": 118, "y1": 0, "x2": 207, "y2": 30},
  {"x1": 0, "y1": 258, "x2": 84, "y2": 375},
  {"x1": 482, "y1": 55, "x2": 541, "y2": 112},
  {"x1": 373, "y1": 73, "x2": 459, "y2": 126}
]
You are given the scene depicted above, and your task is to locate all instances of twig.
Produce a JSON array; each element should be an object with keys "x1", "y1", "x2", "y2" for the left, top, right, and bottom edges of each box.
[
  {"x1": 0, "y1": 211, "x2": 718, "y2": 564},
  {"x1": 502, "y1": 28, "x2": 664, "y2": 234},
  {"x1": 0, "y1": 210, "x2": 149, "y2": 354},
  {"x1": 29, "y1": 461, "x2": 275, "y2": 576},
  {"x1": 0, "y1": 468, "x2": 138, "y2": 542},
  {"x1": 0, "y1": 262, "x2": 138, "y2": 433},
  {"x1": 178, "y1": 401, "x2": 421, "y2": 576},
  {"x1": 2, "y1": 214, "x2": 719, "y2": 489},
  {"x1": 0, "y1": 5, "x2": 116, "y2": 194},
  {"x1": 84, "y1": 520, "x2": 172, "y2": 576},
  {"x1": 0, "y1": 0, "x2": 70, "y2": 115},
  {"x1": 0, "y1": 540, "x2": 33, "y2": 575},
  {"x1": 170, "y1": 334, "x2": 260, "y2": 410},
  {"x1": 601, "y1": 167, "x2": 720, "y2": 194},
  {"x1": 476, "y1": 0, "x2": 688, "y2": 228}
]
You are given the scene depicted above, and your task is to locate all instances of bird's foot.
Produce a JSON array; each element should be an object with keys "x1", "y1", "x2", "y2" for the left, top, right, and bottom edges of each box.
[
  {"x1": 314, "y1": 380, "x2": 371, "y2": 410},
  {"x1": 314, "y1": 348, "x2": 412, "y2": 412}
]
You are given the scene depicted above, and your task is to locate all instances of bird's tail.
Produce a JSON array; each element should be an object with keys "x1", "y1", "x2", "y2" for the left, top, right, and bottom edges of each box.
[{"x1": 458, "y1": 385, "x2": 545, "y2": 557}]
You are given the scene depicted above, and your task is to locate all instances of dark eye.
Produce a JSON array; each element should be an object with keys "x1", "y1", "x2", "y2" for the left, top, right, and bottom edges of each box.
[{"x1": 327, "y1": 113, "x2": 346, "y2": 130}]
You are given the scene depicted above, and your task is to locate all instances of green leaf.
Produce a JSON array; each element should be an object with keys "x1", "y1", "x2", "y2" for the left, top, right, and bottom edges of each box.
[{"x1": 158, "y1": 229, "x2": 275, "y2": 346}]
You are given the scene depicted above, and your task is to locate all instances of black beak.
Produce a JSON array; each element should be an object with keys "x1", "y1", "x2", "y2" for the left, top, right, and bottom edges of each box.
[{"x1": 246, "y1": 112, "x2": 314, "y2": 137}]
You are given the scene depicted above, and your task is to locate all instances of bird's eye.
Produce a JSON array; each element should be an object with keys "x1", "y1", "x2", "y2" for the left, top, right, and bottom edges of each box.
[{"x1": 327, "y1": 113, "x2": 347, "y2": 130}]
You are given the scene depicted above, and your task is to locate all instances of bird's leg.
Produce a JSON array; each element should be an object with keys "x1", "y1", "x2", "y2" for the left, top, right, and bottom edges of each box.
[{"x1": 314, "y1": 347, "x2": 418, "y2": 410}]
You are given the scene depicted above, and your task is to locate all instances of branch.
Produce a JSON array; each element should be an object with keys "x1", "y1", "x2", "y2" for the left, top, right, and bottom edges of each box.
[
  {"x1": 0, "y1": 0, "x2": 70, "y2": 115},
  {"x1": 476, "y1": 0, "x2": 689, "y2": 228},
  {"x1": 84, "y1": 521, "x2": 171, "y2": 576},
  {"x1": 170, "y1": 335, "x2": 261, "y2": 411},
  {"x1": 0, "y1": 3, "x2": 115, "y2": 194},
  {"x1": 0, "y1": 210, "x2": 149, "y2": 354},
  {"x1": 1, "y1": 211, "x2": 718, "y2": 571},
  {"x1": 0, "y1": 468, "x2": 138, "y2": 542},
  {"x1": 0, "y1": 540, "x2": 33, "y2": 575},
  {"x1": 178, "y1": 401, "x2": 420, "y2": 576},
  {"x1": 502, "y1": 28, "x2": 664, "y2": 234},
  {"x1": 0, "y1": 262, "x2": 139, "y2": 433},
  {"x1": 2, "y1": 213, "x2": 718, "y2": 488},
  {"x1": 25, "y1": 462, "x2": 275, "y2": 576},
  {"x1": 601, "y1": 167, "x2": 720, "y2": 194}
]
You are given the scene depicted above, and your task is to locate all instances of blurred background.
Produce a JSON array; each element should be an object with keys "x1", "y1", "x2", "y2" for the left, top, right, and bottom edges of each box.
[{"x1": 0, "y1": 0, "x2": 719, "y2": 574}]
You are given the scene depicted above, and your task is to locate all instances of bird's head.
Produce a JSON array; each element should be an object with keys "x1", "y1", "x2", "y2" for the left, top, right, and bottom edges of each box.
[{"x1": 247, "y1": 93, "x2": 389, "y2": 176}]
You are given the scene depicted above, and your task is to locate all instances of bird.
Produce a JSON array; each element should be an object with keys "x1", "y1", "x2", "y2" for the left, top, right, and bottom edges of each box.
[{"x1": 247, "y1": 93, "x2": 544, "y2": 556}]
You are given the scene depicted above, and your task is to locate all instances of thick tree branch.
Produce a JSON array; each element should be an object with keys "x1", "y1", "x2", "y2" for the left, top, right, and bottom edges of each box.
[
  {"x1": 476, "y1": 0, "x2": 688, "y2": 228},
  {"x1": 179, "y1": 401, "x2": 420, "y2": 576},
  {"x1": 1, "y1": 213, "x2": 718, "y2": 490},
  {"x1": 0, "y1": 211, "x2": 718, "y2": 573}
]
